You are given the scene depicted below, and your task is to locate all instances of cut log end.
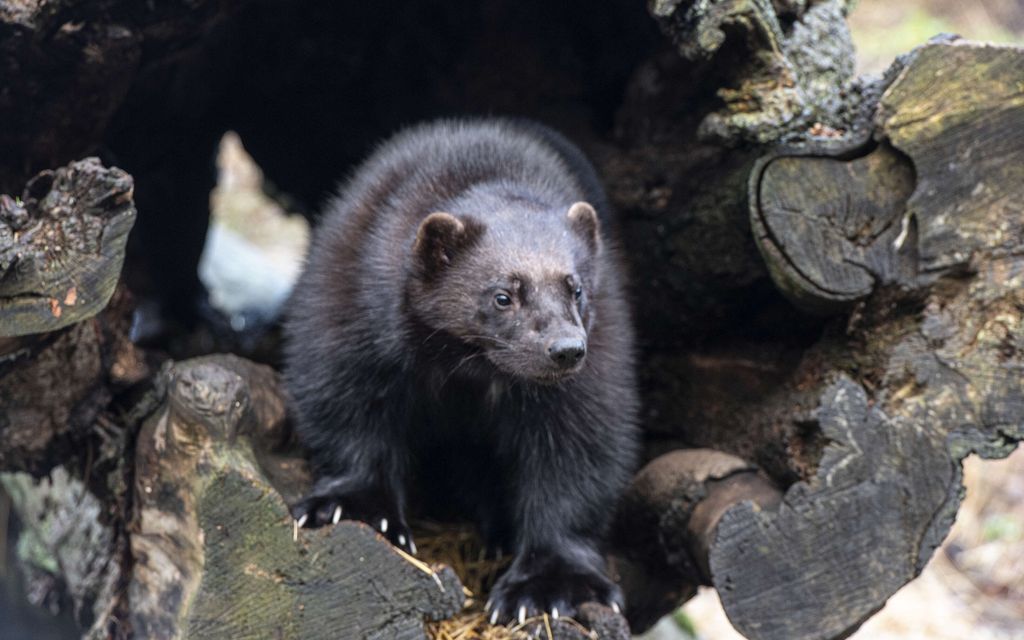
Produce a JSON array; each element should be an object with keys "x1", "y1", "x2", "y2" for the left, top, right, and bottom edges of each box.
[{"x1": 612, "y1": 449, "x2": 782, "y2": 632}]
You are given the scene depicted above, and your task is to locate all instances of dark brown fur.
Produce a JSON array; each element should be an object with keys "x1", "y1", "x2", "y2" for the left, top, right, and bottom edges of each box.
[{"x1": 284, "y1": 119, "x2": 638, "y2": 622}]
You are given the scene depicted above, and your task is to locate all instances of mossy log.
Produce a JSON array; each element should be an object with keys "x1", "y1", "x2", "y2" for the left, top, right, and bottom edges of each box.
[
  {"x1": 5, "y1": 345, "x2": 632, "y2": 639},
  {"x1": 0, "y1": 155, "x2": 626, "y2": 640},
  {"x1": 128, "y1": 355, "x2": 467, "y2": 639}
]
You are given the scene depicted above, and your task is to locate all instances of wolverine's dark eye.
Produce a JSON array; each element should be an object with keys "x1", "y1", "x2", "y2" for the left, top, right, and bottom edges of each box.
[
  {"x1": 573, "y1": 285, "x2": 583, "y2": 300},
  {"x1": 494, "y1": 292, "x2": 513, "y2": 309}
]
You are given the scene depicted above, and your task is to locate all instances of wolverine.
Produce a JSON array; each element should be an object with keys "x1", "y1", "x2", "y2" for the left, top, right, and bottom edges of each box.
[{"x1": 285, "y1": 119, "x2": 638, "y2": 623}]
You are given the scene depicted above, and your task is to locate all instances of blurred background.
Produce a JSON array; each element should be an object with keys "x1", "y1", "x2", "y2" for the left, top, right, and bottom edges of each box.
[{"x1": 848, "y1": 0, "x2": 1024, "y2": 74}]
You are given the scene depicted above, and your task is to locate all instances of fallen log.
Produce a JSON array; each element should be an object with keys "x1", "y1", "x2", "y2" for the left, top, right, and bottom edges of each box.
[{"x1": 643, "y1": 38, "x2": 1024, "y2": 640}]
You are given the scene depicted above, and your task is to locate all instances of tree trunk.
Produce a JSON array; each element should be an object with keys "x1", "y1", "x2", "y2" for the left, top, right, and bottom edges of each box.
[{"x1": 2, "y1": 1, "x2": 1022, "y2": 639}]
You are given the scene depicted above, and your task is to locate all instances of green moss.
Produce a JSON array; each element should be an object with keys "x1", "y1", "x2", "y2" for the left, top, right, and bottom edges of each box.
[{"x1": 672, "y1": 608, "x2": 699, "y2": 639}]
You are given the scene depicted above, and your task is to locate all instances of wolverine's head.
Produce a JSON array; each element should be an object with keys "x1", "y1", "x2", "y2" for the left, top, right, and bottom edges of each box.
[{"x1": 407, "y1": 201, "x2": 601, "y2": 383}]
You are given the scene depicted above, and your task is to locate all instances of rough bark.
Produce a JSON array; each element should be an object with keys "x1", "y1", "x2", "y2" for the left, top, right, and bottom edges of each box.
[
  {"x1": 647, "y1": 0, "x2": 859, "y2": 143},
  {"x1": 0, "y1": 158, "x2": 140, "y2": 475},
  {"x1": 1, "y1": 467, "x2": 125, "y2": 636},
  {"x1": 708, "y1": 38, "x2": 1024, "y2": 640},
  {"x1": 0, "y1": 157, "x2": 135, "y2": 336}
]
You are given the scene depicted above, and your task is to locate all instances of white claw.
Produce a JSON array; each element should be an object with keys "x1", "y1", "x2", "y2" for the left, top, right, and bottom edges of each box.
[
  {"x1": 611, "y1": 602, "x2": 621, "y2": 614},
  {"x1": 297, "y1": 514, "x2": 308, "y2": 528},
  {"x1": 398, "y1": 534, "x2": 407, "y2": 547},
  {"x1": 409, "y1": 539, "x2": 417, "y2": 555},
  {"x1": 893, "y1": 212, "x2": 911, "y2": 250},
  {"x1": 332, "y1": 506, "x2": 342, "y2": 524},
  {"x1": 551, "y1": 607, "x2": 559, "y2": 620},
  {"x1": 485, "y1": 599, "x2": 494, "y2": 612},
  {"x1": 292, "y1": 519, "x2": 299, "y2": 542},
  {"x1": 518, "y1": 606, "x2": 526, "y2": 624},
  {"x1": 380, "y1": 518, "x2": 388, "y2": 533},
  {"x1": 489, "y1": 610, "x2": 500, "y2": 625}
]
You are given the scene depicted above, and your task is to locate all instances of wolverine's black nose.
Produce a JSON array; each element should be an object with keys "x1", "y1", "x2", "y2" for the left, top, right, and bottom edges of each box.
[{"x1": 548, "y1": 338, "x2": 586, "y2": 368}]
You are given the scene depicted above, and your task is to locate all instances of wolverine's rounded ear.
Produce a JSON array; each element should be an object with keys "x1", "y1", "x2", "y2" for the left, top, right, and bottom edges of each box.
[
  {"x1": 413, "y1": 212, "x2": 482, "y2": 273},
  {"x1": 567, "y1": 202, "x2": 601, "y2": 253}
]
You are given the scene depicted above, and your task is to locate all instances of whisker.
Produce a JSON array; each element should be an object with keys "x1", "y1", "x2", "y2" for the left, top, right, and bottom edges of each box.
[
  {"x1": 459, "y1": 334, "x2": 515, "y2": 348},
  {"x1": 420, "y1": 327, "x2": 446, "y2": 346},
  {"x1": 439, "y1": 350, "x2": 488, "y2": 390},
  {"x1": 418, "y1": 325, "x2": 513, "y2": 350}
]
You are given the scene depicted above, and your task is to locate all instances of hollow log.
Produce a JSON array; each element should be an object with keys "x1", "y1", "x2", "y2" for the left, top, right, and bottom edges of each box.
[{"x1": 2, "y1": 0, "x2": 1024, "y2": 639}]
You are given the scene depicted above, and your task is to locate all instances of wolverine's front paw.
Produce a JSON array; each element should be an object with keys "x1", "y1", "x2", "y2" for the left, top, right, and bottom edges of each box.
[
  {"x1": 486, "y1": 552, "x2": 623, "y2": 625},
  {"x1": 290, "y1": 482, "x2": 415, "y2": 554}
]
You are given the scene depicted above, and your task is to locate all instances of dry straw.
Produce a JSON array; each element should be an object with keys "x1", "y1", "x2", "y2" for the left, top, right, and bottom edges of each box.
[{"x1": 413, "y1": 521, "x2": 595, "y2": 640}]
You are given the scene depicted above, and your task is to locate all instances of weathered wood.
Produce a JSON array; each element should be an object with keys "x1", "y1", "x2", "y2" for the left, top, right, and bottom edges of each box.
[
  {"x1": 711, "y1": 377, "x2": 958, "y2": 639},
  {"x1": 878, "y1": 41, "x2": 1024, "y2": 276},
  {"x1": 707, "y1": 38, "x2": 1024, "y2": 640},
  {"x1": 2, "y1": 4, "x2": 1022, "y2": 640},
  {"x1": 612, "y1": 450, "x2": 781, "y2": 631},
  {"x1": 753, "y1": 142, "x2": 917, "y2": 313},
  {"x1": 646, "y1": 0, "x2": 858, "y2": 143},
  {"x1": 0, "y1": 158, "x2": 135, "y2": 336},
  {"x1": 0, "y1": 159, "x2": 142, "y2": 475},
  {"x1": 128, "y1": 355, "x2": 465, "y2": 639}
]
